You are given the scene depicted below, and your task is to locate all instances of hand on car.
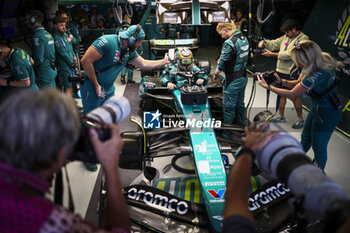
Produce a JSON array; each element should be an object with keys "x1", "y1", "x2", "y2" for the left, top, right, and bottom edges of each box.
[
  {"x1": 167, "y1": 82, "x2": 176, "y2": 90},
  {"x1": 196, "y1": 78, "x2": 204, "y2": 85}
]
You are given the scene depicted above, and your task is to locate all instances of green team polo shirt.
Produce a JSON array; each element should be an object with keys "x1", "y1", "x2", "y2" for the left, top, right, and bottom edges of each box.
[
  {"x1": 90, "y1": 34, "x2": 139, "y2": 92},
  {"x1": 1, "y1": 48, "x2": 38, "y2": 101}
]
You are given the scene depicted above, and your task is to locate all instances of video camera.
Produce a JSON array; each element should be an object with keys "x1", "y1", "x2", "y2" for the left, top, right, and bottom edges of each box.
[
  {"x1": 253, "y1": 70, "x2": 277, "y2": 85},
  {"x1": 68, "y1": 96, "x2": 131, "y2": 163},
  {"x1": 252, "y1": 112, "x2": 349, "y2": 232}
]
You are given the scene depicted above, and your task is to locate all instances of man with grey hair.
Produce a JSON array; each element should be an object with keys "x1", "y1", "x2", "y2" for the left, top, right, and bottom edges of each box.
[{"x1": 0, "y1": 89, "x2": 131, "y2": 232}]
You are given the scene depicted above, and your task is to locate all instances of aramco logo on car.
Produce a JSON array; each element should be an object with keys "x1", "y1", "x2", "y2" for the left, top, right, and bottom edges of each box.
[{"x1": 143, "y1": 110, "x2": 222, "y2": 129}]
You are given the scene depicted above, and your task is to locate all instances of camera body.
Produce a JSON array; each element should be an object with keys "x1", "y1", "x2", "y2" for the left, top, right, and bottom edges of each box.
[
  {"x1": 254, "y1": 70, "x2": 277, "y2": 85},
  {"x1": 68, "y1": 96, "x2": 131, "y2": 163},
  {"x1": 68, "y1": 70, "x2": 85, "y2": 84},
  {"x1": 69, "y1": 118, "x2": 111, "y2": 163},
  {"x1": 252, "y1": 45, "x2": 266, "y2": 56}
]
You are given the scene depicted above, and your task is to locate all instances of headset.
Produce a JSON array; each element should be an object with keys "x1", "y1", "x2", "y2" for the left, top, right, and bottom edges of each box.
[
  {"x1": 128, "y1": 24, "x2": 141, "y2": 47},
  {"x1": 29, "y1": 14, "x2": 36, "y2": 25}
]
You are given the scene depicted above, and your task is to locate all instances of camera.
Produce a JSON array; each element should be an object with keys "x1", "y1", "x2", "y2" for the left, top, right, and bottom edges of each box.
[
  {"x1": 69, "y1": 96, "x2": 131, "y2": 163},
  {"x1": 68, "y1": 70, "x2": 85, "y2": 84},
  {"x1": 252, "y1": 45, "x2": 266, "y2": 56},
  {"x1": 254, "y1": 70, "x2": 277, "y2": 85},
  {"x1": 252, "y1": 112, "x2": 348, "y2": 229}
]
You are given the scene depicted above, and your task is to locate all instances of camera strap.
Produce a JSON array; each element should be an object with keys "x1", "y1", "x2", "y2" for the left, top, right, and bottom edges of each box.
[
  {"x1": 307, "y1": 76, "x2": 340, "y2": 99},
  {"x1": 53, "y1": 166, "x2": 75, "y2": 212}
]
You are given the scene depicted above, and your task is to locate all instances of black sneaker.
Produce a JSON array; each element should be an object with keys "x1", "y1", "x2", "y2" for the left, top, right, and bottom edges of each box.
[{"x1": 121, "y1": 75, "x2": 126, "y2": 85}]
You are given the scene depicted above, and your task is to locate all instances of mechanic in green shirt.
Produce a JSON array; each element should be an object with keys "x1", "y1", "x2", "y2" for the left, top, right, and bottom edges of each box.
[
  {"x1": 56, "y1": 10, "x2": 80, "y2": 55},
  {"x1": 116, "y1": 15, "x2": 135, "y2": 84},
  {"x1": 214, "y1": 22, "x2": 249, "y2": 138},
  {"x1": 0, "y1": 45, "x2": 38, "y2": 102},
  {"x1": 52, "y1": 16, "x2": 77, "y2": 97},
  {"x1": 80, "y1": 24, "x2": 170, "y2": 171},
  {"x1": 25, "y1": 10, "x2": 57, "y2": 89},
  {"x1": 258, "y1": 40, "x2": 342, "y2": 170}
]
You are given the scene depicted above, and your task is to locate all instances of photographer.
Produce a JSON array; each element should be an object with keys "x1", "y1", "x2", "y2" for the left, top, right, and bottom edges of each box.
[
  {"x1": 0, "y1": 89, "x2": 131, "y2": 232},
  {"x1": 222, "y1": 126, "x2": 350, "y2": 233},
  {"x1": 258, "y1": 19, "x2": 308, "y2": 129},
  {"x1": 222, "y1": 127, "x2": 277, "y2": 233},
  {"x1": 80, "y1": 24, "x2": 169, "y2": 171},
  {"x1": 257, "y1": 40, "x2": 342, "y2": 170}
]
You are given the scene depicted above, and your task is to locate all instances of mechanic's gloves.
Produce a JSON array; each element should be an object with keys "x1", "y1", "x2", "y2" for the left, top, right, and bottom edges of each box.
[
  {"x1": 167, "y1": 82, "x2": 177, "y2": 90},
  {"x1": 196, "y1": 78, "x2": 204, "y2": 85}
]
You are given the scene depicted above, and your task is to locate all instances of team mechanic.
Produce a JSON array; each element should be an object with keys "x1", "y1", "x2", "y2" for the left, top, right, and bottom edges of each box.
[
  {"x1": 214, "y1": 22, "x2": 249, "y2": 138},
  {"x1": 25, "y1": 10, "x2": 57, "y2": 88},
  {"x1": 80, "y1": 25, "x2": 170, "y2": 171}
]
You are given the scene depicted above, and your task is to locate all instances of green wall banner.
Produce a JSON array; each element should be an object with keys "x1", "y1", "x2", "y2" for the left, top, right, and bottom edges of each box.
[{"x1": 303, "y1": 0, "x2": 350, "y2": 136}]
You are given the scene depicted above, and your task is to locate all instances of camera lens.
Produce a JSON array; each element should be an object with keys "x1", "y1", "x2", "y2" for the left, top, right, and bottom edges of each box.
[
  {"x1": 87, "y1": 96, "x2": 131, "y2": 123},
  {"x1": 257, "y1": 133, "x2": 304, "y2": 177}
]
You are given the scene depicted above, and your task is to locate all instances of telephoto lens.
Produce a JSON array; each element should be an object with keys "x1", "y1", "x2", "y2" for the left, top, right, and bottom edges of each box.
[
  {"x1": 253, "y1": 111, "x2": 347, "y2": 221},
  {"x1": 86, "y1": 96, "x2": 131, "y2": 123},
  {"x1": 69, "y1": 96, "x2": 131, "y2": 163}
]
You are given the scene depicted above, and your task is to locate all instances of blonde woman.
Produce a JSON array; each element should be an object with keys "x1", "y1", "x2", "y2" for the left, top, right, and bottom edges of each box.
[{"x1": 258, "y1": 40, "x2": 342, "y2": 170}]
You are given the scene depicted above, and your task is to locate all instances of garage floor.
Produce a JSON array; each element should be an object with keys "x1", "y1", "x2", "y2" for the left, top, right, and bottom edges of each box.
[{"x1": 59, "y1": 46, "x2": 350, "y2": 227}]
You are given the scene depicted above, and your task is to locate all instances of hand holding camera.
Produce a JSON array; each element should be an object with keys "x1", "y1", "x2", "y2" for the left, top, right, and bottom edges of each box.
[
  {"x1": 89, "y1": 123, "x2": 124, "y2": 172},
  {"x1": 242, "y1": 126, "x2": 279, "y2": 154},
  {"x1": 258, "y1": 40, "x2": 266, "y2": 48}
]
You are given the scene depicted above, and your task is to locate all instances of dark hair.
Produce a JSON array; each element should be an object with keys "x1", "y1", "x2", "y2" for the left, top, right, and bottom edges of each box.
[
  {"x1": 280, "y1": 19, "x2": 300, "y2": 32},
  {"x1": 28, "y1": 10, "x2": 44, "y2": 25},
  {"x1": 55, "y1": 9, "x2": 67, "y2": 17},
  {"x1": 53, "y1": 16, "x2": 66, "y2": 25}
]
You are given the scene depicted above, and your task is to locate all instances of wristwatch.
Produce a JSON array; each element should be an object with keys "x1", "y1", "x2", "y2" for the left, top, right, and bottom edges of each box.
[{"x1": 235, "y1": 146, "x2": 256, "y2": 160}]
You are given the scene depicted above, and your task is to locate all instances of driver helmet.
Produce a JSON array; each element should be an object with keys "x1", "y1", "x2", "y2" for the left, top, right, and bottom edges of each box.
[{"x1": 175, "y1": 48, "x2": 193, "y2": 71}]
